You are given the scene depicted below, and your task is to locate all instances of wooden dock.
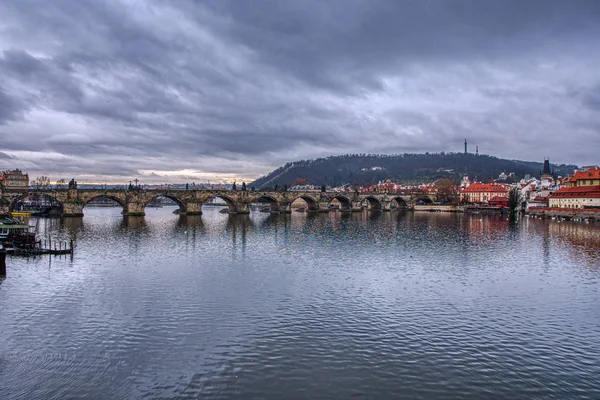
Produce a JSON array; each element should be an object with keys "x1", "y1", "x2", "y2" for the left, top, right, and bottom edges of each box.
[{"x1": 4, "y1": 239, "x2": 74, "y2": 256}]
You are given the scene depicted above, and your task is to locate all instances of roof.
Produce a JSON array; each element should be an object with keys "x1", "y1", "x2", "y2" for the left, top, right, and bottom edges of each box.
[
  {"x1": 550, "y1": 185, "x2": 600, "y2": 198},
  {"x1": 567, "y1": 166, "x2": 600, "y2": 182},
  {"x1": 530, "y1": 196, "x2": 549, "y2": 202},
  {"x1": 488, "y1": 196, "x2": 508, "y2": 202},
  {"x1": 461, "y1": 182, "x2": 509, "y2": 193}
]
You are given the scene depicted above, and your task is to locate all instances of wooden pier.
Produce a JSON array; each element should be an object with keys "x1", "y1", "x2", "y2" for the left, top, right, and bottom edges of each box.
[
  {"x1": 5, "y1": 239, "x2": 74, "y2": 256},
  {"x1": 5, "y1": 247, "x2": 73, "y2": 256}
]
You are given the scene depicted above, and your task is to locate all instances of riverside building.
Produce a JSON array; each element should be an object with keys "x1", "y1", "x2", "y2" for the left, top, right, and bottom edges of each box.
[
  {"x1": 1, "y1": 169, "x2": 29, "y2": 190},
  {"x1": 548, "y1": 166, "x2": 600, "y2": 209}
]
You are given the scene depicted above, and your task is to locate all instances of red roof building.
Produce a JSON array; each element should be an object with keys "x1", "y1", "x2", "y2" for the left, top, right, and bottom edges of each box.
[
  {"x1": 549, "y1": 185, "x2": 600, "y2": 209},
  {"x1": 488, "y1": 196, "x2": 509, "y2": 207},
  {"x1": 460, "y1": 182, "x2": 509, "y2": 204},
  {"x1": 564, "y1": 166, "x2": 600, "y2": 188}
]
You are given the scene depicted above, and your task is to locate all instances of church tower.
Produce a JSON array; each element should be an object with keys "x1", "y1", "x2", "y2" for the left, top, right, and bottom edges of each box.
[{"x1": 540, "y1": 158, "x2": 553, "y2": 189}]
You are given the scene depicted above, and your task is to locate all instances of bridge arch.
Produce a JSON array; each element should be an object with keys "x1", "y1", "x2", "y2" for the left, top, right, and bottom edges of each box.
[
  {"x1": 328, "y1": 195, "x2": 352, "y2": 211},
  {"x1": 82, "y1": 194, "x2": 127, "y2": 209},
  {"x1": 390, "y1": 196, "x2": 409, "y2": 209},
  {"x1": 291, "y1": 195, "x2": 319, "y2": 212},
  {"x1": 9, "y1": 192, "x2": 63, "y2": 212},
  {"x1": 362, "y1": 196, "x2": 382, "y2": 211},
  {"x1": 143, "y1": 194, "x2": 185, "y2": 213},
  {"x1": 250, "y1": 194, "x2": 281, "y2": 212},
  {"x1": 202, "y1": 193, "x2": 240, "y2": 213},
  {"x1": 415, "y1": 197, "x2": 433, "y2": 205}
]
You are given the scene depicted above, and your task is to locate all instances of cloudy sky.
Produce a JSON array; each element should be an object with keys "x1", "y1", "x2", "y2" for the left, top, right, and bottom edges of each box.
[{"x1": 1, "y1": 0, "x2": 599, "y2": 183}]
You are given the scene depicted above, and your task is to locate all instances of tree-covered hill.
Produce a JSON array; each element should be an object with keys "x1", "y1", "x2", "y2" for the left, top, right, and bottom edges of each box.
[{"x1": 250, "y1": 153, "x2": 577, "y2": 189}]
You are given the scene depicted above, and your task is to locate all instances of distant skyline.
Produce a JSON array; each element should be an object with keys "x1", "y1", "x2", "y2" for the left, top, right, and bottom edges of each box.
[{"x1": 1, "y1": 0, "x2": 600, "y2": 183}]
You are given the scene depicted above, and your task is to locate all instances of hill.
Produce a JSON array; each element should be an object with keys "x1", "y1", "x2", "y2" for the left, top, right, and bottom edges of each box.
[{"x1": 250, "y1": 153, "x2": 577, "y2": 189}]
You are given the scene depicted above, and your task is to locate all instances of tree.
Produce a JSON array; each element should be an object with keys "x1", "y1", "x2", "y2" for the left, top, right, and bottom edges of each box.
[
  {"x1": 434, "y1": 179, "x2": 459, "y2": 204},
  {"x1": 33, "y1": 176, "x2": 50, "y2": 190},
  {"x1": 508, "y1": 186, "x2": 521, "y2": 211},
  {"x1": 292, "y1": 178, "x2": 309, "y2": 186},
  {"x1": 56, "y1": 178, "x2": 66, "y2": 189}
]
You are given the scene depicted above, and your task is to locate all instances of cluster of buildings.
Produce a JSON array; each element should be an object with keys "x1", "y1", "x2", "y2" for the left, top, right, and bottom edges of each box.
[
  {"x1": 0, "y1": 169, "x2": 29, "y2": 190},
  {"x1": 318, "y1": 158, "x2": 600, "y2": 212}
]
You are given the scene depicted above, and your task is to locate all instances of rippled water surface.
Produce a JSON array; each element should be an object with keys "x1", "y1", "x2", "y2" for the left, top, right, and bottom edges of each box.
[{"x1": 1, "y1": 207, "x2": 600, "y2": 399}]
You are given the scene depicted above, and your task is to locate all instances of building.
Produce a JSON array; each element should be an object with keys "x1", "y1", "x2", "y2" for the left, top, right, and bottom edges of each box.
[
  {"x1": 488, "y1": 196, "x2": 509, "y2": 207},
  {"x1": 527, "y1": 196, "x2": 549, "y2": 209},
  {"x1": 563, "y1": 166, "x2": 600, "y2": 188},
  {"x1": 1, "y1": 169, "x2": 29, "y2": 190},
  {"x1": 548, "y1": 166, "x2": 600, "y2": 209},
  {"x1": 548, "y1": 186, "x2": 600, "y2": 209},
  {"x1": 460, "y1": 182, "x2": 509, "y2": 203}
]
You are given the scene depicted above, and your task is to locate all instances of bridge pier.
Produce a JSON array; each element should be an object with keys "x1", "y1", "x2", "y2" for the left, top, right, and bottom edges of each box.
[
  {"x1": 62, "y1": 201, "x2": 84, "y2": 217},
  {"x1": 317, "y1": 201, "x2": 330, "y2": 212},
  {"x1": 123, "y1": 201, "x2": 145, "y2": 216},
  {"x1": 235, "y1": 203, "x2": 250, "y2": 214},
  {"x1": 279, "y1": 202, "x2": 292, "y2": 214},
  {"x1": 351, "y1": 201, "x2": 362, "y2": 212},
  {"x1": 184, "y1": 201, "x2": 203, "y2": 215},
  {"x1": 381, "y1": 201, "x2": 392, "y2": 212}
]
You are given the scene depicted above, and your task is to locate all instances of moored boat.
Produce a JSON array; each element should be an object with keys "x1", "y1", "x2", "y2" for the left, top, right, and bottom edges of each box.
[
  {"x1": 11, "y1": 211, "x2": 38, "y2": 217},
  {"x1": 0, "y1": 218, "x2": 38, "y2": 248}
]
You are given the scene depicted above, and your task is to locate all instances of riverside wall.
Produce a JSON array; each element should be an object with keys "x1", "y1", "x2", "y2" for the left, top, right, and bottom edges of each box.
[
  {"x1": 413, "y1": 205, "x2": 465, "y2": 212},
  {"x1": 527, "y1": 207, "x2": 600, "y2": 221}
]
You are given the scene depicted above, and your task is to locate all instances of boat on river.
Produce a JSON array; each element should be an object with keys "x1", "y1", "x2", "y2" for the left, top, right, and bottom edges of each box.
[
  {"x1": 11, "y1": 211, "x2": 40, "y2": 217},
  {"x1": 0, "y1": 218, "x2": 38, "y2": 248}
]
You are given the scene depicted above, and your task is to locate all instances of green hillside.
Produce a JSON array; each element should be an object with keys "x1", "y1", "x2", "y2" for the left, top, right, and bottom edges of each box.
[{"x1": 250, "y1": 153, "x2": 577, "y2": 189}]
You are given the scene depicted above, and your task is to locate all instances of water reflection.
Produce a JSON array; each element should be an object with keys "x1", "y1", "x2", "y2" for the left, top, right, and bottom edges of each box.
[{"x1": 2, "y1": 208, "x2": 600, "y2": 399}]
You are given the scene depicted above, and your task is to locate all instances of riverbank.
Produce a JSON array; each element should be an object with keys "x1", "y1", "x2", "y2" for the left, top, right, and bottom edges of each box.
[{"x1": 527, "y1": 207, "x2": 600, "y2": 221}]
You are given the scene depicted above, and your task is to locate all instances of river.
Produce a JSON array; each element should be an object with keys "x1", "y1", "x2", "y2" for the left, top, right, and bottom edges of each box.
[{"x1": 1, "y1": 207, "x2": 599, "y2": 399}]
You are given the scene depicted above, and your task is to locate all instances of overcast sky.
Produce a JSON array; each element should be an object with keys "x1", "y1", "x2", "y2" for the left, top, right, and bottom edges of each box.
[{"x1": 1, "y1": 0, "x2": 599, "y2": 183}]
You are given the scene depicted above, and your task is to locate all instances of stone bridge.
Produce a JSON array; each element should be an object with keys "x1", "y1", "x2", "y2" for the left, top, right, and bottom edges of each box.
[{"x1": 0, "y1": 188, "x2": 417, "y2": 217}]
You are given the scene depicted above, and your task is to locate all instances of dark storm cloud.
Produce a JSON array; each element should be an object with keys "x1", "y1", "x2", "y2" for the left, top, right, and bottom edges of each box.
[
  {"x1": 0, "y1": 86, "x2": 25, "y2": 124},
  {"x1": 0, "y1": 0, "x2": 599, "y2": 182}
]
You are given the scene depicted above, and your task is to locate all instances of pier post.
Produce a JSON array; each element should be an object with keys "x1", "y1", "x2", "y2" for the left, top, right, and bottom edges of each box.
[{"x1": 0, "y1": 245, "x2": 6, "y2": 276}]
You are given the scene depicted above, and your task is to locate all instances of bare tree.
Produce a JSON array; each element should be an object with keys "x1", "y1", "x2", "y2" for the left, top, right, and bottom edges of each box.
[
  {"x1": 292, "y1": 178, "x2": 309, "y2": 186},
  {"x1": 33, "y1": 176, "x2": 51, "y2": 190},
  {"x1": 434, "y1": 179, "x2": 459, "y2": 204}
]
